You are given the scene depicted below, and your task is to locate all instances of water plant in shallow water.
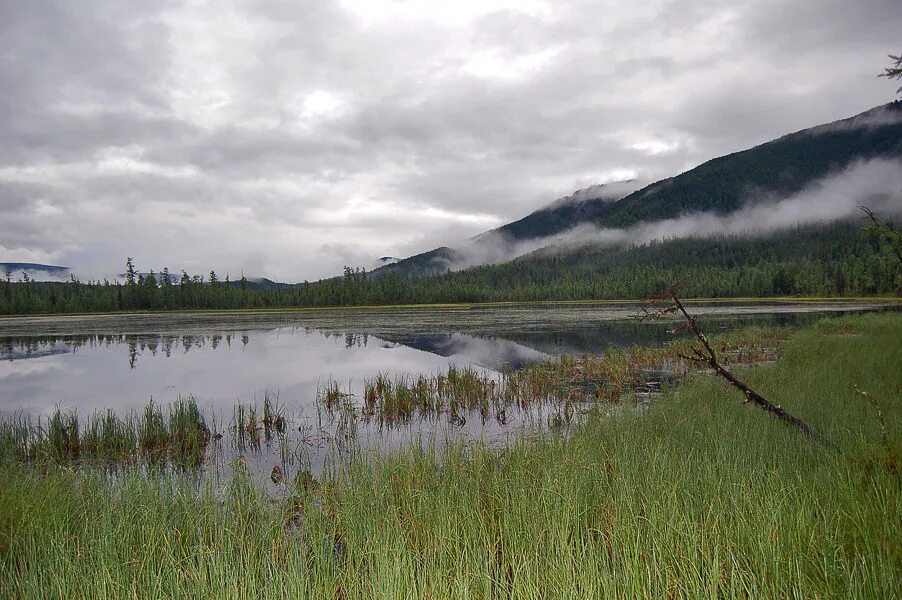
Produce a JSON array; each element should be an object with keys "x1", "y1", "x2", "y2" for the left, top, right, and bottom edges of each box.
[
  {"x1": 82, "y1": 409, "x2": 137, "y2": 460},
  {"x1": 0, "y1": 396, "x2": 210, "y2": 466},
  {"x1": 0, "y1": 323, "x2": 797, "y2": 471},
  {"x1": 2, "y1": 313, "x2": 900, "y2": 598},
  {"x1": 262, "y1": 390, "x2": 286, "y2": 436},
  {"x1": 45, "y1": 409, "x2": 80, "y2": 461}
]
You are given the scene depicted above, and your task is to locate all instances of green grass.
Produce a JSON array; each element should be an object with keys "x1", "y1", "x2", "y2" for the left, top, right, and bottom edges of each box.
[
  {"x1": 1, "y1": 313, "x2": 900, "y2": 598},
  {"x1": 0, "y1": 397, "x2": 210, "y2": 466}
]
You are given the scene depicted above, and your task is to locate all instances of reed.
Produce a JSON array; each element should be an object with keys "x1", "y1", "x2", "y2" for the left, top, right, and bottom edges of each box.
[
  {"x1": 82, "y1": 409, "x2": 137, "y2": 460},
  {"x1": 138, "y1": 400, "x2": 167, "y2": 457},
  {"x1": 262, "y1": 390, "x2": 286, "y2": 435},
  {"x1": 168, "y1": 396, "x2": 210, "y2": 465},
  {"x1": 1, "y1": 313, "x2": 899, "y2": 598},
  {"x1": 0, "y1": 323, "x2": 798, "y2": 470},
  {"x1": 0, "y1": 397, "x2": 210, "y2": 466}
]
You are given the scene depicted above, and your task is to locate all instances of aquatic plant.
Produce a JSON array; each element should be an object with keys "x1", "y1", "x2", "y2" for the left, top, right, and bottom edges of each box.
[
  {"x1": 0, "y1": 397, "x2": 210, "y2": 466},
  {"x1": 1, "y1": 313, "x2": 900, "y2": 598},
  {"x1": 0, "y1": 322, "x2": 798, "y2": 472},
  {"x1": 82, "y1": 409, "x2": 137, "y2": 460},
  {"x1": 262, "y1": 390, "x2": 286, "y2": 435}
]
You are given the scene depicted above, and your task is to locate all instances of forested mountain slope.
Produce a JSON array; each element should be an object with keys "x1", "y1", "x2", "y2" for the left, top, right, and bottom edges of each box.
[
  {"x1": 371, "y1": 182, "x2": 640, "y2": 278},
  {"x1": 590, "y1": 102, "x2": 902, "y2": 227},
  {"x1": 485, "y1": 181, "x2": 641, "y2": 242},
  {"x1": 5, "y1": 221, "x2": 896, "y2": 315},
  {"x1": 374, "y1": 101, "x2": 902, "y2": 278}
]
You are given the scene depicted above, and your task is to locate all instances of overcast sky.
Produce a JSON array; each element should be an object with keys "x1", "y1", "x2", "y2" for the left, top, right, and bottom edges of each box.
[{"x1": 1, "y1": 0, "x2": 900, "y2": 280}]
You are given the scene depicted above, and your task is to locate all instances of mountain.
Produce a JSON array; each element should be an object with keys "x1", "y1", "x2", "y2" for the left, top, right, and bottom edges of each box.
[
  {"x1": 1, "y1": 263, "x2": 70, "y2": 279},
  {"x1": 127, "y1": 271, "x2": 181, "y2": 284},
  {"x1": 581, "y1": 102, "x2": 902, "y2": 228},
  {"x1": 373, "y1": 181, "x2": 644, "y2": 277},
  {"x1": 369, "y1": 256, "x2": 401, "y2": 270},
  {"x1": 221, "y1": 277, "x2": 291, "y2": 291},
  {"x1": 371, "y1": 246, "x2": 461, "y2": 278},
  {"x1": 483, "y1": 180, "x2": 644, "y2": 242},
  {"x1": 309, "y1": 221, "x2": 900, "y2": 306},
  {"x1": 374, "y1": 101, "x2": 902, "y2": 279}
]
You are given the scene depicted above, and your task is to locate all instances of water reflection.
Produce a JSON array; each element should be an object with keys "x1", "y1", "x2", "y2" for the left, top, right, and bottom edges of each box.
[
  {"x1": 0, "y1": 302, "x2": 891, "y2": 415},
  {"x1": 1, "y1": 303, "x2": 884, "y2": 372},
  {"x1": 1, "y1": 329, "x2": 549, "y2": 371},
  {"x1": 0, "y1": 302, "x2": 892, "y2": 481}
]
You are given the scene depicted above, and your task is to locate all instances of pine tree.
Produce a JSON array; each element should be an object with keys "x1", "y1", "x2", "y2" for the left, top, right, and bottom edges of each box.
[{"x1": 125, "y1": 257, "x2": 136, "y2": 287}]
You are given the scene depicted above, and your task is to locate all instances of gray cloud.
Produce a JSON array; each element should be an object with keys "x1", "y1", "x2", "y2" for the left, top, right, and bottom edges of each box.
[{"x1": 1, "y1": 0, "x2": 900, "y2": 280}]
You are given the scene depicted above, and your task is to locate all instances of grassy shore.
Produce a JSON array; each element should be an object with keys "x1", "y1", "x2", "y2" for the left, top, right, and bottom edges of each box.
[{"x1": 1, "y1": 313, "x2": 900, "y2": 598}]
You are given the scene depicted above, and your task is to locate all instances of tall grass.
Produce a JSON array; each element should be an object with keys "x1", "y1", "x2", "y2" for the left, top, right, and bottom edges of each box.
[
  {"x1": 0, "y1": 325, "x2": 792, "y2": 467},
  {"x1": 1, "y1": 313, "x2": 899, "y2": 598},
  {"x1": 324, "y1": 325, "x2": 790, "y2": 428},
  {"x1": 0, "y1": 396, "x2": 210, "y2": 466}
]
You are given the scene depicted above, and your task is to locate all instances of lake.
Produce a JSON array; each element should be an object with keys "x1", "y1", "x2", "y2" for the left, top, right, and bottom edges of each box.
[{"x1": 0, "y1": 301, "x2": 891, "y2": 478}]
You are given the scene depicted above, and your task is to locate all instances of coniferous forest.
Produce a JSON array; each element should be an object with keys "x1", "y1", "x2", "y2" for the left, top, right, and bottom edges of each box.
[{"x1": 2, "y1": 222, "x2": 899, "y2": 315}]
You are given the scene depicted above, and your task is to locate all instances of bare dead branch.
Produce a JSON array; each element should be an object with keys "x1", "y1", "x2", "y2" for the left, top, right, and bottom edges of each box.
[{"x1": 644, "y1": 286, "x2": 838, "y2": 452}]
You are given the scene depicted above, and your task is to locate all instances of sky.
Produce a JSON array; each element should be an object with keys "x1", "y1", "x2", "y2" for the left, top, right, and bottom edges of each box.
[{"x1": 1, "y1": 0, "x2": 900, "y2": 281}]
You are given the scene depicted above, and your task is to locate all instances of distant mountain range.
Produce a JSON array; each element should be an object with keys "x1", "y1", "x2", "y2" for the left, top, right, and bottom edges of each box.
[
  {"x1": 0, "y1": 264, "x2": 288, "y2": 288},
  {"x1": 6, "y1": 102, "x2": 901, "y2": 291},
  {"x1": 373, "y1": 101, "x2": 902, "y2": 279},
  {"x1": 1, "y1": 263, "x2": 70, "y2": 278}
]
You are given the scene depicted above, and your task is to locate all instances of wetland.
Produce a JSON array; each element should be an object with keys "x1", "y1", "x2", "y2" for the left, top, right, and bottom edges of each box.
[{"x1": 0, "y1": 301, "x2": 891, "y2": 480}]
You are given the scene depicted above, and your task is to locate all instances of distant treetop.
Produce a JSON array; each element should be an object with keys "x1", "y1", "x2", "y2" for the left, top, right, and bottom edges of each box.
[{"x1": 880, "y1": 52, "x2": 902, "y2": 96}]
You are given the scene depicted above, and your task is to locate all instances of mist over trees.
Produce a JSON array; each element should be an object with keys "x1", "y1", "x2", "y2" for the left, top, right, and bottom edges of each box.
[{"x1": 2, "y1": 222, "x2": 899, "y2": 315}]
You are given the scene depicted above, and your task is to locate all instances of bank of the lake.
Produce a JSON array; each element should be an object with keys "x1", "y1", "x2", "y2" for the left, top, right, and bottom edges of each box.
[
  {"x1": 1, "y1": 295, "x2": 900, "y2": 322},
  {"x1": 1, "y1": 312, "x2": 900, "y2": 598}
]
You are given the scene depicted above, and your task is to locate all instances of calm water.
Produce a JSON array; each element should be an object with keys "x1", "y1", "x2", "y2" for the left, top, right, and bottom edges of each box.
[
  {"x1": 1, "y1": 301, "x2": 888, "y2": 415},
  {"x1": 0, "y1": 302, "x2": 890, "y2": 478}
]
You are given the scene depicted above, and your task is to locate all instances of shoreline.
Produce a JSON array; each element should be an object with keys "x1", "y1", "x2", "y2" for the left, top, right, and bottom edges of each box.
[{"x1": 0, "y1": 295, "x2": 898, "y2": 324}]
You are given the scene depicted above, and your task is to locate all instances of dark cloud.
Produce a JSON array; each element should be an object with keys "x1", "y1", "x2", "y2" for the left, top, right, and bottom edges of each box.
[{"x1": 0, "y1": 0, "x2": 899, "y2": 280}]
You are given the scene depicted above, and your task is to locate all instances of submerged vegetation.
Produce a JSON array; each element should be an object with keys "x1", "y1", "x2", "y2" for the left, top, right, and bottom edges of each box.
[{"x1": 1, "y1": 313, "x2": 900, "y2": 597}]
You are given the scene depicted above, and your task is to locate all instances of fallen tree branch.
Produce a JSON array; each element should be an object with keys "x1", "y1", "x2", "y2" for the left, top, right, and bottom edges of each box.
[{"x1": 642, "y1": 285, "x2": 838, "y2": 452}]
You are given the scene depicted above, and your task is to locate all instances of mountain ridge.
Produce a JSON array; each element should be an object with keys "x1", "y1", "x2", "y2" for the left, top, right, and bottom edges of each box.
[
  {"x1": 0, "y1": 263, "x2": 70, "y2": 277},
  {"x1": 372, "y1": 101, "x2": 902, "y2": 279}
]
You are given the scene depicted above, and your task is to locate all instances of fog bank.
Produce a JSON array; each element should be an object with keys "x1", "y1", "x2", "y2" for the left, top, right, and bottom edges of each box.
[{"x1": 440, "y1": 158, "x2": 902, "y2": 271}]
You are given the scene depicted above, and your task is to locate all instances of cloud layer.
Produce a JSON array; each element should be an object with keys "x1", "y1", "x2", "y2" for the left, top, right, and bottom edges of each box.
[
  {"x1": 1, "y1": 0, "x2": 900, "y2": 280},
  {"x1": 432, "y1": 158, "x2": 902, "y2": 271}
]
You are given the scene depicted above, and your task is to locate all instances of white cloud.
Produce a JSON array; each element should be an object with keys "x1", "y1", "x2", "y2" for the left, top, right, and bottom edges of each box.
[
  {"x1": 338, "y1": 0, "x2": 552, "y2": 26},
  {"x1": 629, "y1": 139, "x2": 682, "y2": 156},
  {"x1": 0, "y1": 0, "x2": 899, "y2": 280},
  {"x1": 462, "y1": 46, "x2": 563, "y2": 81},
  {"x1": 300, "y1": 90, "x2": 346, "y2": 119}
]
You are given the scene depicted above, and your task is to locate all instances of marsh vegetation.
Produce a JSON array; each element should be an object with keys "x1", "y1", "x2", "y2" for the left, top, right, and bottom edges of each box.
[
  {"x1": 1, "y1": 312, "x2": 900, "y2": 597},
  {"x1": 1, "y1": 323, "x2": 789, "y2": 471}
]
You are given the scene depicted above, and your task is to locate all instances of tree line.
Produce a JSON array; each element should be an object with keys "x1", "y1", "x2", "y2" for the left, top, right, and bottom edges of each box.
[{"x1": 1, "y1": 222, "x2": 899, "y2": 316}]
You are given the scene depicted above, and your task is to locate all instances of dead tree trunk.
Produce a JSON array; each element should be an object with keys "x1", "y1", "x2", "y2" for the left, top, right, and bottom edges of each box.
[{"x1": 643, "y1": 286, "x2": 838, "y2": 452}]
